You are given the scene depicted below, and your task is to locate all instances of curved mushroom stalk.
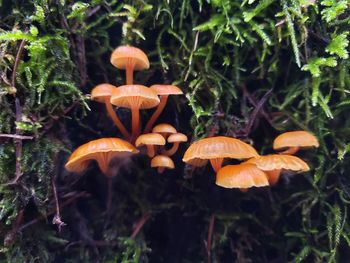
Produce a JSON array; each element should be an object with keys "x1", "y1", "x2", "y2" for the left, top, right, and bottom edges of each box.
[
  {"x1": 162, "y1": 142, "x2": 180, "y2": 157},
  {"x1": 210, "y1": 158, "x2": 224, "y2": 173},
  {"x1": 144, "y1": 95, "x2": 169, "y2": 133},
  {"x1": 104, "y1": 98, "x2": 130, "y2": 139},
  {"x1": 266, "y1": 169, "x2": 281, "y2": 185},
  {"x1": 279, "y1": 146, "x2": 299, "y2": 155}
]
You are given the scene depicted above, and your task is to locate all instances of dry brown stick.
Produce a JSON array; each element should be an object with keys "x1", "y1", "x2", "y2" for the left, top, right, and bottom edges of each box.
[
  {"x1": 51, "y1": 178, "x2": 66, "y2": 232},
  {"x1": 130, "y1": 211, "x2": 152, "y2": 239},
  {"x1": 0, "y1": 134, "x2": 33, "y2": 140}
]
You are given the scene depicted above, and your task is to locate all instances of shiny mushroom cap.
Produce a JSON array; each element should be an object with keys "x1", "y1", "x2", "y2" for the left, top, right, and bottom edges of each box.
[
  {"x1": 150, "y1": 85, "x2": 183, "y2": 96},
  {"x1": 110, "y1": 46, "x2": 149, "y2": 70},
  {"x1": 182, "y1": 136, "x2": 259, "y2": 167},
  {"x1": 91, "y1": 83, "x2": 117, "y2": 103},
  {"x1": 151, "y1": 155, "x2": 175, "y2": 169},
  {"x1": 273, "y1": 131, "x2": 319, "y2": 150},
  {"x1": 110, "y1": 85, "x2": 160, "y2": 109},
  {"x1": 152, "y1": 123, "x2": 177, "y2": 135},
  {"x1": 216, "y1": 163, "x2": 269, "y2": 189},
  {"x1": 135, "y1": 133, "x2": 166, "y2": 147},
  {"x1": 245, "y1": 154, "x2": 310, "y2": 172},
  {"x1": 65, "y1": 138, "x2": 139, "y2": 176},
  {"x1": 167, "y1": 133, "x2": 188, "y2": 143}
]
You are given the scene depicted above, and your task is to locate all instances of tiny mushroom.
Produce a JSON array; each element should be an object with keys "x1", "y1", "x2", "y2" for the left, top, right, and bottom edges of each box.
[
  {"x1": 91, "y1": 84, "x2": 130, "y2": 139},
  {"x1": 135, "y1": 133, "x2": 166, "y2": 158},
  {"x1": 144, "y1": 85, "x2": 183, "y2": 133},
  {"x1": 245, "y1": 154, "x2": 310, "y2": 185},
  {"x1": 151, "y1": 155, "x2": 175, "y2": 174},
  {"x1": 152, "y1": 123, "x2": 177, "y2": 139},
  {"x1": 110, "y1": 45, "x2": 149, "y2": 85},
  {"x1": 110, "y1": 85, "x2": 160, "y2": 143},
  {"x1": 65, "y1": 138, "x2": 139, "y2": 177},
  {"x1": 183, "y1": 136, "x2": 259, "y2": 172},
  {"x1": 273, "y1": 131, "x2": 319, "y2": 155},
  {"x1": 162, "y1": 133, "x2": 188, "y2": 157},
  {"x1": 216, "y1": 163, "x2": 269, "y2": 192}
]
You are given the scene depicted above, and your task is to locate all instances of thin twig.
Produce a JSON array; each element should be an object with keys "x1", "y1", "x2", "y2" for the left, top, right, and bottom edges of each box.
[
  {"x1": 51, "y1": 178, "x2": 66, "y2": 232},
  {"x1": 130, "y1": 211, "x2": 152, "y2": 239},
  {"x1": 206, "y1": 213, "x2": 215, "y2": 263},
  {"x1": 0, "y1": 134, "x2": 33, "y2": 140}
]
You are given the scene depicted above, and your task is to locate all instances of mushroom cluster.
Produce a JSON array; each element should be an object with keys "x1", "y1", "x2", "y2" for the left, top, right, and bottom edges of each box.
[
  {"x1": 65, "y1": 46, "x2": 186, "y2": 177},
  {"x1": 183, "y1": 130, "x2": 319, "y2": 192}
]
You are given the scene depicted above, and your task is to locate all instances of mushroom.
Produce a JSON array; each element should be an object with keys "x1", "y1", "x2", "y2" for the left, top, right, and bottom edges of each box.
[
  {"x1": 216, "y1": 163, "x2": 269, "y2": 191},
  {"x1": 151, "y1": 155, "x2": 175, "y2": 174},
  {"x1": 152, "y1": 123, "x2": 177, "y2": 139},
  {"x1": 273, "y1": 131, "x2": 319, "y2": 155},
  {"x1": 144, "y1": 85, "x2": 183, "y2": 133},
  {"x1": 110, "y1": 85, "x2": 160, "y2": 143},
  {"x1": 91, "y1": 84, "x2": 130, "y2": 139},
  {"x1": 182, "y1": 136, "x2": 259, "y2": 172},
  {"x1": 135, "y1": 133, "x2": 166, "y2": 158},
  {"x1": 65, "y1": 138, "x2": 139, "y2": 176},
  {"x1": 110, "y1": 46, "x2": 149, "y2": 85},
  {"x1": 244, "y1": 154, "x2": 310, "y2": 185},
  {"x1": 162, "y1": 133, "x2": 188, "y2": 157}
]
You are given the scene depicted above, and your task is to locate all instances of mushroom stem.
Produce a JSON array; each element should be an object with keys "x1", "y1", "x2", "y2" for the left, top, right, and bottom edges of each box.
[
  {"x1": 157, "y1": 167, "x2": 165, "y2": 174},
  {"x1": 162, "y1": 142, "x2": 180, "y2": 157},
  {"x1": 104, "y1": 98, "x2": 130, "y2": 139},
  {"x1": 144, "y1": 95, "x2": 169, "y2": 133},
  {"x1": 279, "y1": 146, "x2": 299, "y2": 155},
  {"x1": 206, "y1": 214, "x2": 215, "y2": 263},
  {"x1": 131, "y1": 107, "x2": 140, "y2": 143},
  {"x1": 126, "y1": 58, "x2": 135, "y2": 85},
  {"x1": 146, "y1": 145, "x2": 155, "y2": 158},
  {"x1": 266, "y1": 169, "x2": 281, "y2": 186},
  {"x1": 240, "y1": 188, "x2": 248, "y2": 193},
  {"x1": 210, "y1": 158, "x2": 224, "y2": 173}
]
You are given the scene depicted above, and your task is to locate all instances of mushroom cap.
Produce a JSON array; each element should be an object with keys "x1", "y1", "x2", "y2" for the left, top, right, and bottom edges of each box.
[
  {"x1": 110, "y1": 85, "x2": 160, "y2": 109},
  {"x1": 65, "y1": 138, "x2": 139, "y2": 175},
  {"x1": 216, "y1": 163, "x2": 269, "y2": 189},
  {"x1": 152, "y1": 123, "x2": 177, "y2": 135},
  {"x1": 110, "y1": 46, "x2": 149, "y2": 70},
  {"x1": 150, "y1": 85, "x2": 183, "y2": 96},
  {"x1": 168, "y1": 133, "x2": 188, "y2": 143},
  {"x1": 273, "y1": 131, "x2": 319, "y2": 150},
  {"x1": 182, "y1": 136, "x2": 259, "y2": 167},
  {"x1": 151, "y1": 155, "x2": 175, "y2": 169},
  {"x1": 135, "y1": 133, "x2": 166, "y2": 147},
  {"x1": 245, "y1": 154, "x2": 310, "y2": 172},
  {"x1": 91, "y1": 83, "x2": 117, "y2": 103}
]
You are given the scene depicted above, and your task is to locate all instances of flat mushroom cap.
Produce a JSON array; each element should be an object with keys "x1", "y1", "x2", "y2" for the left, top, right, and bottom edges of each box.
[
  {"x1": 91, "y1": 83, "x2": 117, "y2": 103},
  {"x1": 110, "y1": 85, "x2": 160, "y2": 109},
  {"x1": 135, "y1": 133, "x2": 166, "y2": 147},
  {"x1": 150, "y1": 85, "x2": 183, "y2": 96},
  {"x1": 65, "y1": 138, "x2": 139, "y2": 174},
  {"x1": 216, "y1": 163, "x2": 269, "y2": 189},
  {"x1": 245, "y1": 154, "x2": 310, "y2": 172},
  {"x1": 110, "y1": 46, "x2": 149, "y2": 70},
  {"x1": 152, "y1": 123, "x2": 177, "y2": 134},
  {"x1": 273, "y1": 131, "x2": 319, "y2": 150},
  {"x1": 151, "y1": 155, "x2": 175, "y2": 169},
  {"x1": 167, "y1": 133, "x2": 188, "y2": 143},
  {"x1": 183, "y1": 136, "x2": 259, "y2": 167}
]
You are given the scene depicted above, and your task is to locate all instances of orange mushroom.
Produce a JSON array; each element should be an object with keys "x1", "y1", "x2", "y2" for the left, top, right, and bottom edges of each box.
[
  {"x1": 245, "y1": 154, "x2": 310, "y2": 185},
  {"x1": 273, "y1": 131, "x2": 319, "y2": 155},
  {"x1": 144, "y1": 85, "x2": 183, "y2": 133},
  {"x1": 152, "y1": 123, "x2": 177, "y2": 139},
  {"x1": 110, "y1": 46, "x2": 149, "y2": 85},
  {"x1": 135, "y1": 133, "x2": 166, "y2": 158},
  {"x1": 216, "y1": 164, "x2": 269, "y2": 191},
  {"x1": 91, "y1": 84, "x2": 130, "y2": 139},
  {"x1": 182, "y1": 136, "x2": 259, "y2": 172},
  {"x1": 65, "y1": 138, "x2": 139, "y2": 176},
  {"x1": 151, "y1": 155, "x2": 175, "y2": 174},
  {"x1": 110, "y1": 85, "x2": 160, "y2": 143},
  {"x1": 162, "y1": 133, "x2": 188, "y2": 157}
]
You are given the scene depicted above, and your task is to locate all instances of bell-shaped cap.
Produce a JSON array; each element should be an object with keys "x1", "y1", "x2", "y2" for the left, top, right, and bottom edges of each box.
[
  {"x1": 167, "y1": 133, "x2": 188, "y2": 143},
  {"x1": 216, "y1": 163, "x2": 269, "y2": 189},
  {"x1": 91, "y1": 83, "x2": 117, "y2": 103},
  {"x1": 151, "y1": 155, "x2": 175, "y2": 170},
  {"x1": 150, "y1": 85, "x2": 183, "y2": 96},
  {"x1": 135, "y1": 133, "x2": 166, "y2": 147},
  {"x1": 110, "y1": 85, "x2": 160, "y2": 109},
  {"x1": 110, "y1": 46, "x2": 149, "y2": 70},
  {"x1": 183, "y1": 136, "x2": 259, "y2": 167},
  {"x1": 273, "y1": 131, "x2": 319, "y2": 150},
  {"x1": 65, "y1": 138, "x2": 139, "y2": 176},
  {"x1": 152, "y1": 123, "x2": 177, "y2": 135}
]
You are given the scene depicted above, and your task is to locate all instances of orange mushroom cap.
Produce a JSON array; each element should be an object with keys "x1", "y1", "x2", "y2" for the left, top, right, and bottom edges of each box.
[
  {"x1": 135, "y1": 133, "x2": 166, "y2": 147},
  {"x1": 273, "y1": 131, "x2": 319, "y2": 150},
  {"x1": 110, "y1": 46, "x2": 149, "y2": 71},
  {"x1": 65, "y1": 138, "x2": 139, "y2": 176},
  {"x1": 110, "y1": 85, "x2": 159, "y2": 109},
  {"x1": 182, "y1": 136, "x2": 259, "y2": 167},
  {"x1": 167, "y1": 133, "x2": 188, "y2": 143},
  {"x1": 152, "y1": 123, "x2": 177, "y2": 135},
  {"x1": 91, "y1": 83, "x2": 117, "y2": 103},
  {"x1": 216, "y1": 163, "x2": 269, "y2": 189},
  {"x1": 150, "y1": 85, "x2": 183, "y2": 96},
  {"x1": 151, "y1": 155, "x2": 175, "y2": 170}
]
